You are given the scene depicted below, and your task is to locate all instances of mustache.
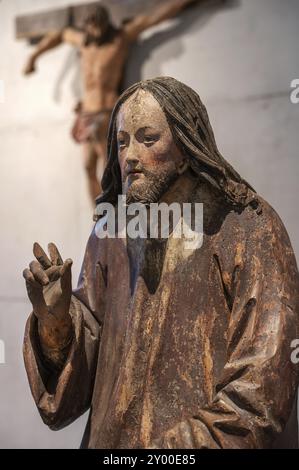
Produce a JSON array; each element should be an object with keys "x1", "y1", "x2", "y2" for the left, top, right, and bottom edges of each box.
[
  {"x1": 124, "y1": 164, "x2": 147, "y2": 179},
  {"x1": 124, "y1": 166, "x2": 179, "y2": 205}
]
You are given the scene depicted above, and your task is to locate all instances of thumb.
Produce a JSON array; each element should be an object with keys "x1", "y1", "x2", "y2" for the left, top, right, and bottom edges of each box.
[{"x1": 60, "y1": 258, "x2": 73, "y2": 293}]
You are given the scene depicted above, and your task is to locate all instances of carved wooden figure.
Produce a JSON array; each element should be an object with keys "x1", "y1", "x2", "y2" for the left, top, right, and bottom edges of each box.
[
  {"x1": 23, "y1": 77, "x2": 299, "y2": 448},
  {"x1": 22, "y1": 1, "x2": 203, "y2": 203}
]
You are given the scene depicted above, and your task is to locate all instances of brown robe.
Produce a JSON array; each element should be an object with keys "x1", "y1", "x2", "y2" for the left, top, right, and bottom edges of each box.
[{"x1": 23, "y1": 182, "x2": 299, "y2": 448}]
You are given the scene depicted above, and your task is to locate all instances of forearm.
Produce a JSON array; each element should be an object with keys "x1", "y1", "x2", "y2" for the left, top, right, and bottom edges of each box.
[
  {"x1": 152, "y1": 374, "x2": 290, "y2": 449},
  {"x1": 31, "y1": 31, "x2": 63, "y2": 61},
  {"x1": 23, "y1": 297, "x2": 101, "y2": 430},
  {"x1": 37, "y1": 314, "x2": 74, "y2": 371},
  {"x1": 126, "y1": 0, "x2": 201, "y2": 40},
  {"x1": 150, "y1": 0, "x2": 199, "y2": 24}
]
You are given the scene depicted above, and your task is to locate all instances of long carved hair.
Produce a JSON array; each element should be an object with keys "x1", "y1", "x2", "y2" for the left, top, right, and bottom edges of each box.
[
  {"x1": 84, "y1": 5, "x2": 119, "y2": 46},
  {"x1": 96, "y1": 77, "x2": 257, "y2": 210}
]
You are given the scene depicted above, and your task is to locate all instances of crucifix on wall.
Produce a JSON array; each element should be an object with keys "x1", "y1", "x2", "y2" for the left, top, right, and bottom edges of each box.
[{"x1": 16, "y1": 0, "x2": 204, "y2": 205}]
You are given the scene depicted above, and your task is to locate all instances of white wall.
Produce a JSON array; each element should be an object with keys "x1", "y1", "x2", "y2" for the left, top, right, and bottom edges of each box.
[{"x1": 0, "y1": 0, "x2": 298, "y2": 448}]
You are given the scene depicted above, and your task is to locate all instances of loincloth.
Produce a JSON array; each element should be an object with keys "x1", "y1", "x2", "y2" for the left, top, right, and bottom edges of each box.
[{"x1": 71, "y1": 106, "x2": 112, "y2": 144}]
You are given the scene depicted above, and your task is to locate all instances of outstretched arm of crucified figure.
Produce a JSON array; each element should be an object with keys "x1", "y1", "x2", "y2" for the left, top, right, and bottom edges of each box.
[
  {"x1": 23, "y1": 28, "x2": 84, "y2": 75},
  {"x1": 124, "y1": 0, "x2": 203, "y2": 42}
]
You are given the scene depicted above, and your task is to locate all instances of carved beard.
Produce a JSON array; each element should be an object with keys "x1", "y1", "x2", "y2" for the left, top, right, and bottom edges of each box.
[
  {"x1": 84, "y1": 32, "x2": 105, "y2": 47},
  {"x1": 124, "y1": 167, "x2": 179, "y2": 205}
]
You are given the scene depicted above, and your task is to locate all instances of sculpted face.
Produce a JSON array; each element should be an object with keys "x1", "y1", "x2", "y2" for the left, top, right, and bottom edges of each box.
[
  {"x1": 85, "y1": 23, "x2": 103, "y2": 39},
  {"x1": 116, "y1": 90, "x2": 185, "y2": 204},
  {"x1": 85, "y1": 8, "x2": 109, "y2": 40}
]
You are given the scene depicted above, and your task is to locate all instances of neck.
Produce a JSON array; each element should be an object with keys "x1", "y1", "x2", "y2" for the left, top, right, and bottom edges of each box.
[{"x1": 160, "y1": 168, "x2": 198, "y2": 206}]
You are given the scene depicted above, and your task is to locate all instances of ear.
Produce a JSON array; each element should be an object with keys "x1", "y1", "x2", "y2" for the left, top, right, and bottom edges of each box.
[{"x1": 177, "y1": 159, "x2": 189, "y2": 175}]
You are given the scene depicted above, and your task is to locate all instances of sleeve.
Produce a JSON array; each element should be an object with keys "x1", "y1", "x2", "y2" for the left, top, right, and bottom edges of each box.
[
  {"x1": 23, "y1": 229, "x2": 106, "y2": 430},
  {"x1": 151, "y1": 204, "x2": 299, "y2": 449}
]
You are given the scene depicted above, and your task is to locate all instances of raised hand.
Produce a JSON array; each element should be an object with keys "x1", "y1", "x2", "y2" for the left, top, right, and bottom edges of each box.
[{"x1": 23, "y1": 242, "x2": 73, "y2": 356}]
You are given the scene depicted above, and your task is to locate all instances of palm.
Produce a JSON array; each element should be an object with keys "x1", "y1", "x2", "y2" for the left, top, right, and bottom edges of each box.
[
  {"x1": 43, "y1": 276, "x2": 68, "y2": 316},
  {"x1": 24, "y1": 242, "x2": 72, "y2": 322}
]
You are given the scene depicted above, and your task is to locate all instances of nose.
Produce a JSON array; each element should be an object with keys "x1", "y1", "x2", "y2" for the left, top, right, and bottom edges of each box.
[{"x1": 124, "y1": 139, "x2": 140, "y2": 167}]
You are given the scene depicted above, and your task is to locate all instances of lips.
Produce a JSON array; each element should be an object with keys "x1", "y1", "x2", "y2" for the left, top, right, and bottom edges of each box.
[{"x1": 127, "y1": 169, "x2": 143, "y2": 177}]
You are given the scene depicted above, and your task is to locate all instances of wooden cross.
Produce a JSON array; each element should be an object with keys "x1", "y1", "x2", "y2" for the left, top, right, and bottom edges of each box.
[{"x1": 15, "y1": 0, "x2": 162, "y2": 43}]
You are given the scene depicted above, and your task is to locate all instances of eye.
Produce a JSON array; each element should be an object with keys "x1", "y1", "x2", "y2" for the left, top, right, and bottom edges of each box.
[
  {"x1": 143, "y1": 134, "x2": 159, "y2": 146},
  {"x1": 117, "y1": 139, "x2": 127, "y2": 149}
]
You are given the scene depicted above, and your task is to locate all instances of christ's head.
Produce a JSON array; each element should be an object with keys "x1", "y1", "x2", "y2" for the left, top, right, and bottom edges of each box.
[
  {"x1": 117, "y1": 89, "x2": 187, "y2": 204},
  {"x1": 84, "y1": 5, "x2": 111, "y2": 42},
  {"x1": 96, "y1": 77, "x2": 256, "y2": 211}
]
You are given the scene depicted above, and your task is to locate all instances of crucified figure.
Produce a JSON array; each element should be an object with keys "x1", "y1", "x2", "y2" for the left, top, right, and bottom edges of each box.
[{"x1": 23, "y1": 0, "x2": 202, "y2": 204}]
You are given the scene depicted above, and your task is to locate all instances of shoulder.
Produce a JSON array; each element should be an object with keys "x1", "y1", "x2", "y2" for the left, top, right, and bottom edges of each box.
[
  {"x1": 62, "y1": 28, "x2": 84, "y2": 47},
  {"x1": 213, "y1": 194, "x2": 297, "y2": 271},
  {"x1": 219, "y1": 195, "x2": 289, "y2": 244},
  {"x1": 243, "y1": 196, "x2": 291, "y2": 248},
  {"x1": 121, "y1": 16, "x2": 146, "y2": 43}
]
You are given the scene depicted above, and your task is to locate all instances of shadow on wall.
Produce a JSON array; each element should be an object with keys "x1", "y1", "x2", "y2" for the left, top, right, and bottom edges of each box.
[
  {"x1": 124, "y1": 0, "x2": 241, "y2": 88},
  {"x1": 53, "y1": 48, "x2": 82, "y2": 103},
  {"x1": 51, "y1": 0, "x2": 241, "y2": 103}
]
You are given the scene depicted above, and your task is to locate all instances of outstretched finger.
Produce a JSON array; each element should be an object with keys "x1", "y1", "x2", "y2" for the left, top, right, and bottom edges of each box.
[
  {"x1": 29, "y1": 261, "x2": 49, "y2": 286},
  {"x1": 23, "y1": 268, "x2": 47, "y2": 317},
  {"x1": 23, "y1": 268, "x2": 37, "y2": 285},
  {"x1": 60, "y1": 258, "x2": 73, "y2": 292},
  {"x1": 23, "y1": 268, "x2": 43, "y2": 292},
  {"x1": 33, "y1": 242, "x2": 52, "y2": 269},
  {"x1": 48, "y1": 242, "x2": 63, "y2": 266}
]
